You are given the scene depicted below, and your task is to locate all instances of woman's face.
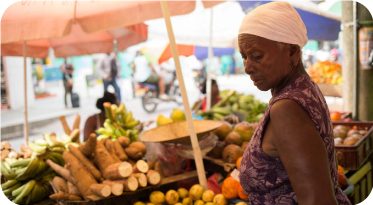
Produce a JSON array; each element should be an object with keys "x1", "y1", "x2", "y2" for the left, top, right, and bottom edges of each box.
[{"x1": 238, "y1": 34, "x2": 293, "y2": 91}]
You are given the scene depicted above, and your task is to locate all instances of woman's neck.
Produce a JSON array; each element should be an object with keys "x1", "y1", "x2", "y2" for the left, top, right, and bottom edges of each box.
[{"x1": 271, "y1": 64, "x2": 308, "y2": 97}]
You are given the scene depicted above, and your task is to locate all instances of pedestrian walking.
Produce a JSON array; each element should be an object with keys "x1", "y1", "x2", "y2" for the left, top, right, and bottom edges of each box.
[
  {"x1": 97, "y1": 52, "x2": 121, "y2": 102},
  {"x1": 60, "y1": 58, "x2": 74, "y2": 108}
]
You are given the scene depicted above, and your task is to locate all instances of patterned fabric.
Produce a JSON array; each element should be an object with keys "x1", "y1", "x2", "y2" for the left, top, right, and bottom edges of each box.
[{"x1": 239, "y1": 76, "x2": 351, "y2": 205}]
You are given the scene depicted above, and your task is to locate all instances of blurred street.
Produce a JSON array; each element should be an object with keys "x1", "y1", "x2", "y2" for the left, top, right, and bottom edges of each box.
[{"x1": 2, "y1": 74, "x2": 342, "y2": 151}]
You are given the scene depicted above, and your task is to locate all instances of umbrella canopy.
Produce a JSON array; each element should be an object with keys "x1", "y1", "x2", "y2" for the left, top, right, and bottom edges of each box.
[
  {"x1": 1, "y1": 23, "x2": 148, "y2": 58},
  {"x1": 239, "y1": 0, "x2": 342, "y2": 41},
  {"x1": 1, "y1": 1, "x2": 220, "y2": 44}
]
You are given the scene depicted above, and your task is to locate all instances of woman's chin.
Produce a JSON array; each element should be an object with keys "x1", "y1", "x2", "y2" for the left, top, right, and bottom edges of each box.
[{"x1": 256, "y1": 85, "x2": 270, "y2": 91}]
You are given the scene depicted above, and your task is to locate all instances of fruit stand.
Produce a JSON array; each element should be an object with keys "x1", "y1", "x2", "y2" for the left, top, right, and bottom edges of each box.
[
  {"x1": 1, "y1": 88, "x2": 372, "y2": 205},
  {"x1": 308, "y1": 60, "x2": 343, "y2": 97}
]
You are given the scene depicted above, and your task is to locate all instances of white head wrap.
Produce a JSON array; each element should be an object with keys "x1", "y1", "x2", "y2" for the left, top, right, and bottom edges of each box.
[{"x1": 239, "y1": 2, "x2": 308, "y2": 48}]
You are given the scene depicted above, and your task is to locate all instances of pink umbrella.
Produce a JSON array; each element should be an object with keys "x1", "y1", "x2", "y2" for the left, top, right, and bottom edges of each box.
[{"x1": 1, "y1": 23, "x2": 148, "y2": 58}]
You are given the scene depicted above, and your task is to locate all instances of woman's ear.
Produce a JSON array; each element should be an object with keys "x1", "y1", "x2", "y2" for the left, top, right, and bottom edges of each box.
[{"x1": 289, "y1": 44, "x2": 301, "y2": 67}]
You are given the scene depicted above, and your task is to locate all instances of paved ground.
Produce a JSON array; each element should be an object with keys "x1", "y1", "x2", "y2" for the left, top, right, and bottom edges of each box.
[{"x1": 1, "y1": 74, "x2": 343, "y2": 151}]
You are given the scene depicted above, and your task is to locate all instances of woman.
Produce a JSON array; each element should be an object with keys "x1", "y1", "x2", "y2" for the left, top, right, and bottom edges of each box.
[
  {"x1": 60, "y1": 58, "x2": 74, "y2": 108},
  {"x1": 83, "y1": 91, "x2": 118, "y2": 141},
  {"x1": 200, "y1": 79, "x2": 220, "y2": 111},
  {"x1": 238, "y1": 2, "x2": 350, "y2": 205}
]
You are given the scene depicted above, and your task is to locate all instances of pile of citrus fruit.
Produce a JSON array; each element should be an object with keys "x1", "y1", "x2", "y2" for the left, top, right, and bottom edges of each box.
[{"x1": 308, "y1": 60, "x2": 342, "y2": 85}]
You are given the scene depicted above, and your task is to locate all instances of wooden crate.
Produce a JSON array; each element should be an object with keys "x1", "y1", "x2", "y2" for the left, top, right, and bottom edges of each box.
[
  {"x1": 317, "y1": 83, "x2": 343, "y2": 97},
  {"x1": 334, "y1": 121, "x2": 373, "y2": 170}
]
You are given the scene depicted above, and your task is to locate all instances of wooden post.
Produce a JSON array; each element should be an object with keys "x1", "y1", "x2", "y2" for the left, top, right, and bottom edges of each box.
[
  {"x1": 23, "y1": 41, "x2": 29, "y2": 143},
  {"x1": 160, "y1": 1, "x2": 208, "y2": 190}
]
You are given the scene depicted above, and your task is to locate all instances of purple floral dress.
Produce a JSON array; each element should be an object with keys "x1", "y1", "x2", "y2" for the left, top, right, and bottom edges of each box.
[{"x1": 239, "y1": 76, "x2": 351, "y2": 205}]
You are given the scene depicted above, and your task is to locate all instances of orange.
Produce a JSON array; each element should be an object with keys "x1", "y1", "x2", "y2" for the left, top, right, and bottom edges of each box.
[
  {"x1": 338, "y1": 165, "x2": 344, "y2": 174},
  {"x1": 236, "y1": 157, "x2": 242, "y2": 170},
  {"x1": 330, "y1": 111, "x2": 342, "y2": 121}
]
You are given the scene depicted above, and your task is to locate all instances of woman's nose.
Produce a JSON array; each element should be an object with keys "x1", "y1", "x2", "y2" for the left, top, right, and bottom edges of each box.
[{"x1": 244, "y1": 60, "x2": 256, "y2": 75}]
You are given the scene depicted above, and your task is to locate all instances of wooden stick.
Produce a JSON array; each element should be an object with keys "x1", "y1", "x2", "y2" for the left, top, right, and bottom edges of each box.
[
  {"x1": 104, "y1": 162, "x2": 132, "y2": 180},
  {"x1": 60, "y1": 116, "x2": 72, "y2": 135},
  {"x1": 73, "y1": 114, "x2": 81, "y2": 130},
  {"x1": 23, "y1": 41, "x2": 29, "y2": 144},
  {"x1": 90, "y1": 184, "x2": 111, "y2": 198},
  {"x1": 132, "y1": 160, "x2": 149, "y2": 173},
  {"x1": 101, "y1": 181, "x2": 123, "y2": 196},
  {"x1": 146, "y1": 170, "x2": 161, "y2": 185},
  {"x1": 113, "y1": 141, "x2": 128, "y2": 161},
  {"x1": 160, "y1": 1, "x2": 207, "y2": 190},
  {"x1": 68, "y1": 145, "x2": 103, "y2": 182},
  {"x1": 131, "y1": 173, "x2": 147, "y2": 188}
]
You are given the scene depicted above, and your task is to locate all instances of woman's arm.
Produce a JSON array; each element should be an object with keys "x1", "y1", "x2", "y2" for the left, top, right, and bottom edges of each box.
[
  {"x1": 83, "y1": 115, "x2": 96, "y2": 142},
  {"x1": 270, "y1": 99, "x2": 337, "y2": 205}
]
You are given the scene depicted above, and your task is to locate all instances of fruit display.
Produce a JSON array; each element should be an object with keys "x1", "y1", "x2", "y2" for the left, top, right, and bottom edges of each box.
[
  {"x1": 96, "y1": 102, "x2": 141, "y2": 142},
  {"x1": 208, "y1": 121, "x2": 257, "y2": 164},
  {"x1": 196, "y1": 90, "x2": 267, "y2": 123},
  {"x1": 333, "y1": 125, "x2": 368, "y2": 146},
  {"x1": 1, "y1": 138, "x2": 66, "y2": 204},
  {"x1": 136, "y1": 184, "x2": 229, "y2": 205},
  {"x1": 156, "y1": 108, "x2": 186, "y2": 126},
  {"x1": 308, "y1": 60, "x2": 342, "y2": 85}
]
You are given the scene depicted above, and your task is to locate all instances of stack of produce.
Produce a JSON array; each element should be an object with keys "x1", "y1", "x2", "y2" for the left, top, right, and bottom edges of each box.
[
  {"x1": 135, "y1": 184, "x2": 230, "y2": 205},
  {"x1": 207, "y1": 121, "x2": 257, "y2": 164},
  {"x1": 96, "y1": 103, "x2": 141, "y2": 142},
  {"x1": 221, "y1": 177, "x2": 249, "y2": 203},
  {"x1": 1, "y1": 133, "x2": 69, "y2": 204},
  {"x1": 333, "y1": 125, "x2": 368, "y2": 146},
  {"x1": 1, "y1": 141, "x2": 34, "y2": 161},
  {"x1": 196, "y1": 90, "x2": 268, "y2": 122},
  {"x1": 337, "y1": 165, "x2": 349, "y2": 190},
  {"x1": 308, "y1": 60, "x2": 342, "y2": 85},
  {"x1": 47, "y1": 133, "x2": 161, "y2": 202}
]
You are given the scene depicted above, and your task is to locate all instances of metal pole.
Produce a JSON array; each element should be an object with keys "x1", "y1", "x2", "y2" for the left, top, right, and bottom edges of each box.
[
  {"x1": 206, "y1": 7, "x2": 214, "y2": 110},
  {"x1": 352, "y1": 1, "x2": 358, "y2": 120},
  {"x1": 23, "y1": 41, "x2": 29, "y2": 144},
  {"x1": 160, "y1": 1, "x2": 208, "y2": 190}
]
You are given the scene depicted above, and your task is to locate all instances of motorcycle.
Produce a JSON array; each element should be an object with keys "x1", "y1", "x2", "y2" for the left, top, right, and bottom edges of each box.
[{"x1": 135, "y1": 77, "x2": 183, "y2": 113}]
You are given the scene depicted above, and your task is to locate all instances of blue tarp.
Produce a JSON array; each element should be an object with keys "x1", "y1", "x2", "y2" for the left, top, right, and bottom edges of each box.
[
  {"x1": 238, "y1": 1, "x2": 341, "y2": 41},
  {"x1": 194, "y1": 46, "x2": 236, "y2": 60}
]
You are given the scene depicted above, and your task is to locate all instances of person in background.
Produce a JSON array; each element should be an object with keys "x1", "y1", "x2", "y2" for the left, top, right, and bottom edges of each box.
[
  {"x1": 97, "y1": 52, "x2": 121, "y2": 102},
  {"x1": 131, "y1": 51, "x2": 169, "y2": 100},
  {"x1": 83, "y1": 91, "x2": 118, "y2": 141},
  {"x1": 60, "y1": 58, "x2": 74, "y2": 108},
  {"x1": 200, "y1": 79, "x2": 220, "y2": 111}
]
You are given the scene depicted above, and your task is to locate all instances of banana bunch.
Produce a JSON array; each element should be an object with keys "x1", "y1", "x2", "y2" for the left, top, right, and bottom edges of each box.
[
  {"x1": 196, "y1": 107, "x2": 234, "y2": 121},
  {"x1": 195, "y1": 90, "x2": 268, "y2": 122},
  {"x1": 96, "y1": 102, "x2": 140, "y2": 142},
  {"x1": 1, "y1": 141, "x2": 62, "y2": 204},
  {"x1": 1, "y1": 168, "x2": 55, "y2": 204}
]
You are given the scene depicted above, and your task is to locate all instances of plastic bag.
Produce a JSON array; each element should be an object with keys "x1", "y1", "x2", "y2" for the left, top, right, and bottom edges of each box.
[
  {"x1": 174, "y1": 132, "x2": 219, "y2": 159},
  {"x1": 144, "y1": 142, "x2": 186, "y2": 177}
]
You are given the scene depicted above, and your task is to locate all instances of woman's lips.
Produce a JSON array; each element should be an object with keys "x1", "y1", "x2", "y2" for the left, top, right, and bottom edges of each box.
[{"x1": 252, "y1": 79, "x2": 264, "y2": 86}]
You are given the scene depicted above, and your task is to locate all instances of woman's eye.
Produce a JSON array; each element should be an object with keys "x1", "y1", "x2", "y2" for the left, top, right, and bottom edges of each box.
[
  {"x1": 252, "y1": 55, "x2": 262, "y2": 60},
  {"x1": 241, "y1": 54, "x2": 247, "y2": 60}
]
